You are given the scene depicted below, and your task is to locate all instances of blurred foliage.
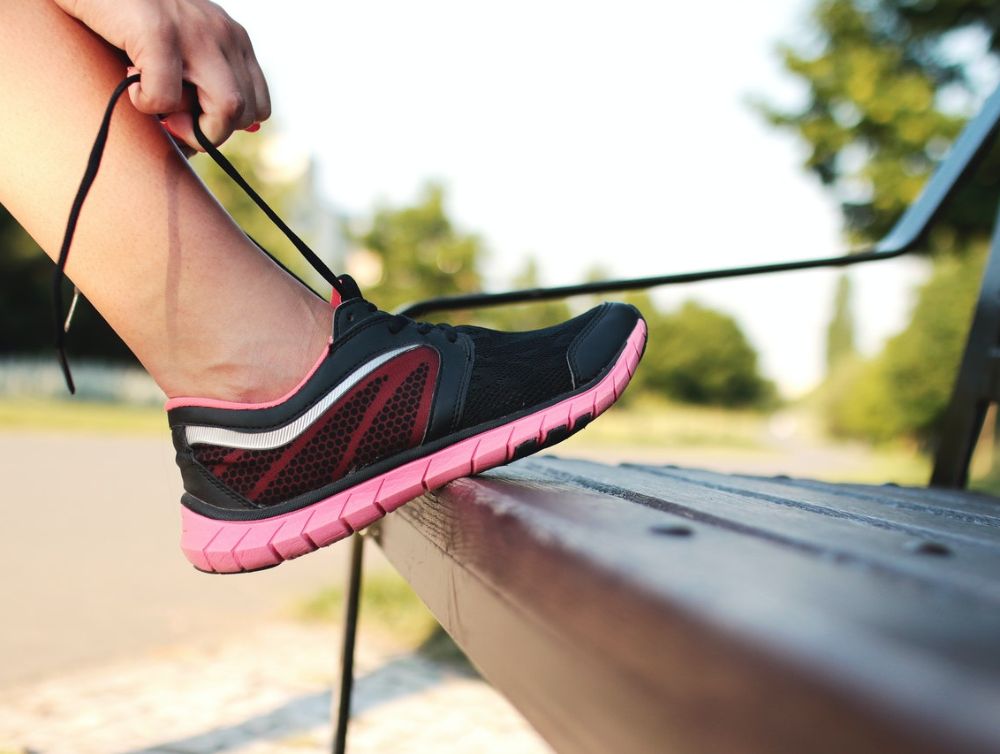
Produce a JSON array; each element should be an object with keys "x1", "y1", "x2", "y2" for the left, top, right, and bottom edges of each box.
[
  {"x1": 768, "y1": 0, "x2": 999, "y2": 444},
  {"x1": 298, "y1": 568, "x2": 438, "y2": 647},
  {"x1": 0, "y1": 204, "x2": 134, "y2": 362},
  {"x1": 826, "y1": 274, "x2": 857, "y2": 373},
  {"x1": 761, "y1": 0, "x2": 999, "y2": 248},
  {"x1": 824, "y1": 247, "x2": 983, "y2": 443},
  {"x1": 478, "y1": 257, "x2": 572, "y2": 331},
  {"x1": 347, "y1": 183, "x2": 484, "y2": 316},
  {"x1": 193, "y1": 130, "x2": 319, "y2": 286},
  {"x1": 348, "y1": 190, "x2": 773, "y2": 407},
  {"x1": 624, "y1": 294, "x2": 775, "y2": 408}
]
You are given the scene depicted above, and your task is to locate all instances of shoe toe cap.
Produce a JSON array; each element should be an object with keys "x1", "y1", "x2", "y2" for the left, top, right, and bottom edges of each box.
[{"x1": 568, "y1": 302, "x2": 643, "y2": 386}]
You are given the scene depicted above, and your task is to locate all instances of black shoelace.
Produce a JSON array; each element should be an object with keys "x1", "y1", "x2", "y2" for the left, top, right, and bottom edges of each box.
[
  {"x1": 384, "y1": 306, "x2": 457, "y2": 343},
  {"x1": 53, "y1": 74, "x2": 350, "y2": 394},
  {"x1": 55, "y1": 75, "x2": 467, "y2": 393}
]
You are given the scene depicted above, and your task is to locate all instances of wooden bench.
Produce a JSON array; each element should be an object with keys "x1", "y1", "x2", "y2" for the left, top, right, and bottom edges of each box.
[
  {"x1": 333, "y1": 84, "x2": 1000, "y2": 754},
  {"x1": 374, "y1": 459, "x2": 1000, "y2": 754}
]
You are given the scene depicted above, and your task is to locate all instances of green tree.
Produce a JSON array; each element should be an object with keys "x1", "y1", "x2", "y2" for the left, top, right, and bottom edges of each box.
[
  {"x1": 825, "y1": 273, "x2": 857, "y2": 374},
  {"x1": 761, "y1": 0, "x2": 999, "y2": 248},
  {"x1": 0, "y1": 204, "x2": 135, "y2": 361},
  {"x1": 825, "y1": 250, "x2": 982, "y2": 443},
  {"x1": 573, "y1": 265, "x2": 773, "y2": 407},
  {"x1": 348, "y1": 184, "x2": 485, "y2": 315},
  {"x1": 194, "y1": 130, "x2": 319, "y2": 287},
  {"x1": 766, "y1": 0, "x2": 999, "y2": 443},
  {"x1": 643, "y1": 300, "x2": 774, "y2": 407},
  {"x1": 478, "y1": 257, "x2": 572, "y2": 331}
]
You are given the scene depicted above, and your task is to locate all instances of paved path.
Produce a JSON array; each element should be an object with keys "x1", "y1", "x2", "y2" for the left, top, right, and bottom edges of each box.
[
  {"x1": 0, "y1": 425, "x2": 902, "y2": 753},
  {"x1": 1, "y1": 425, "x2": 899, "y2": 687},
  {"x1": 0, "y1": 621, "x2": 549, "y2": 754},
  {"x1": 0, "y1": 432, "x2": 548, "y2": 753},
  {"x1": 0, "y1": 432, "x2": 385, "y2": 688}
]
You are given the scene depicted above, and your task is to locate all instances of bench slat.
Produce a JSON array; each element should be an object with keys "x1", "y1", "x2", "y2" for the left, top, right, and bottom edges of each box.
[
  {"x1": 537, "y1": 458, "x2": 1000, "y2": 605},
  {"x1": 374, "y1": 459, "x2": 1000, "y2": 754},
  {"x1": 643, "y1": 465, "x2": 1000, "y2": 531}
]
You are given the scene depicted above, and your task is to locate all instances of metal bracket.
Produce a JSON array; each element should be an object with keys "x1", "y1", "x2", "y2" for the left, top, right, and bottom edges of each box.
[{"x1": 931, "y1": 202, "x2": 1000, "y2": 488}]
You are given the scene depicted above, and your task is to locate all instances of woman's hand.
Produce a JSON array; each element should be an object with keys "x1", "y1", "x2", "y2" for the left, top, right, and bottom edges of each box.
[{"x1": 53, "y1": 0, "x2": 270, "y2": 150}]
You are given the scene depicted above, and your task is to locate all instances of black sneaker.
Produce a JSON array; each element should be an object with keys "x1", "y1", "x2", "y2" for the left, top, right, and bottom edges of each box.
[
  {"x1": 52, "y1": 76, "x2": 647, "y2": 573},
  {"x1": 169, "y1": 277, "x2": 646, "y2": 572}
]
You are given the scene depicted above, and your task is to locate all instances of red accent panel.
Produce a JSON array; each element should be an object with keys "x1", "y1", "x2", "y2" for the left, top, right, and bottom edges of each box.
[{"x1": 191, "y1": 347, "x2": 440, "y2": 506}]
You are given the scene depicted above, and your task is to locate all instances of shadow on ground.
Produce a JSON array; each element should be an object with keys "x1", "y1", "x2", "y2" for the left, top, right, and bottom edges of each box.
[{"x1": 119, "y1": 630, "x2": 474, "y2": 754}]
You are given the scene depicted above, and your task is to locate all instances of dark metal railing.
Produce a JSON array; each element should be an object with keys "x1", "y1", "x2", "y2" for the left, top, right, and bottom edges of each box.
[{"x1": 399, "y1": 84, "x2": 1000, "y2": 319}]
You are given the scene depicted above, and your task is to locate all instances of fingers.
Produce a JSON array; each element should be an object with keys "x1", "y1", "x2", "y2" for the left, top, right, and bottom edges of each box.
[
  {"x1": 246, "y1": 52, "x2": 272, "y2": 125},
  {"x1": 126, "y1": 34, "x2": 183, "y2": 115},
  {"x1": 123, "y1": 7, "x2": 272, "y2": 152},
  {"x1": 191, "y1": 63, "x2": 271, "y2": 149},
  {"x1": 195, "y1": 56, "x2": 251, "y2": 147},
  {"x1": 158, "y1": 88, "x2": 197, "y2": 152}
]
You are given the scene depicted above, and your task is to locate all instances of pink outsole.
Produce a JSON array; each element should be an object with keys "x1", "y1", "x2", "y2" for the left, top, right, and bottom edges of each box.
[{"x1": 181, "y1": 319, "x2": 648, "y2": 573}]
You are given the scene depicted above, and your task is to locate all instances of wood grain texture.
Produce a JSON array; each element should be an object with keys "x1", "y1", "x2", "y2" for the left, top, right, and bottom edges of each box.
[{"x1": 373, "y1": 458, "x2": 1000, "y2": 754}]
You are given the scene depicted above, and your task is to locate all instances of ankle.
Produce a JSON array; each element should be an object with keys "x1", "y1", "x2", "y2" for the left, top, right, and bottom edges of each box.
[{"x1": 163, "y1": 296, "x2": 333, "y2": 405}]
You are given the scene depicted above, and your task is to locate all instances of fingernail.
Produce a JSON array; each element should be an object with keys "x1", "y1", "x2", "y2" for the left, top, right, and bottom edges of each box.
[
  {"x1": 161, "y1": 120, "x2": 181, "y2": 139},
  {"x1": 245, "y1": 122, "x2": 261, "y2": 133}
]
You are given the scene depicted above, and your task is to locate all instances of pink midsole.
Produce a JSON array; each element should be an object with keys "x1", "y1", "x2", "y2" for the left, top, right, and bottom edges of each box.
[{"x1": 181, "y1": 319, "x2": 647, "y2": 573}]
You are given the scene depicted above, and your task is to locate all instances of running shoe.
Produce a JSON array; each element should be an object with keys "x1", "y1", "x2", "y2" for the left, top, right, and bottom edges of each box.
[
  {"x1": 54, "y1": 75, "x2": 647, "y2": 573},
  {"x1": 169, "y1": 276, "x2": 646, "y2": 572}
]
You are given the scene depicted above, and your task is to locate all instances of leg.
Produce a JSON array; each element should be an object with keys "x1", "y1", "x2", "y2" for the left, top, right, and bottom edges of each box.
[
  {"x1": 1, "y1": 5, "x2": 647, "y2": 581},
  {"x1": 0, "y1": 0, "x2": 331, "y2": 403}
]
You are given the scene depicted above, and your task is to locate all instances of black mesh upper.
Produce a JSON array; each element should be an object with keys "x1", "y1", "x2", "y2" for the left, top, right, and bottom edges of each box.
[{"x1": 456, "y1": 308, "x2": 600, "y2": 428}]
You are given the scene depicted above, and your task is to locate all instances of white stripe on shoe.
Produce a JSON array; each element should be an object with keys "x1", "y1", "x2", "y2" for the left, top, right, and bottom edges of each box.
[{"x1": 184, "y1": 345, "x2": 419, "y2": 451}]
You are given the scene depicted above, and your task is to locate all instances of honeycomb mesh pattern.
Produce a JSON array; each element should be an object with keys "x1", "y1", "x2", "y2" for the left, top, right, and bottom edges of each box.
[
  {"x1": 252, "y1": 377, "x2": 387, "y2": 506},
  {"x1": 457, "y1": 308, "x2": 599, "y2": 428},
  {"x1": 190, "y1": 349, "x2": 437, "y2": 507},
  {"x1": 352, "y1": 363, "x2": 430, "y2": 471}
]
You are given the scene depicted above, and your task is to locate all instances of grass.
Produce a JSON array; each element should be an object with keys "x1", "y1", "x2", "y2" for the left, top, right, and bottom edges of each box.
[
  {"x1": 297, "y1": 568, "x2": 470, "y2": 665},
  {"x1": 298, "y1": 569, "x2": 439, "y2": 647},
  {"x1": 0, "y1": 398, "x2": 163, "y2": 434},
  {"x1": 562, "y1": 395, "x2": 770, "y2": 449},
  {"x1": 822, "y1": 446, "x2": 932, "y2": 486}
]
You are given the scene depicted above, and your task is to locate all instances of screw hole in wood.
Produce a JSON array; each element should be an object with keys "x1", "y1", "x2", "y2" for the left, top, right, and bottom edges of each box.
[
  {"x1": 650, "y1": 525, "x2": 694, "y2": 538},
  {"x1": 908, "y1": 540, "x2": 952, "y2": 557}
]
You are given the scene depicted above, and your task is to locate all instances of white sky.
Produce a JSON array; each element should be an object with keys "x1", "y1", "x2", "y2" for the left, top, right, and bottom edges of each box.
[{"x1": 231, "y1": 0, "x2": 934, "y2": 396}]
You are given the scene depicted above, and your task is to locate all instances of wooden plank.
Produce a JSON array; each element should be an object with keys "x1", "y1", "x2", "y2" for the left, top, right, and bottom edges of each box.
[
  {"x1": 539, "y1": 458, "x2": 1000, "y2": 605},
  {"x1": 622, "y1": 464, "x2": 1000, "y2": 541},
  {"x1": 741, "y1": 472, "x2": 1000, "y2": 522},
  {"x1": 374, "y1": 460, "x2": 1000, "y2": 754}
]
